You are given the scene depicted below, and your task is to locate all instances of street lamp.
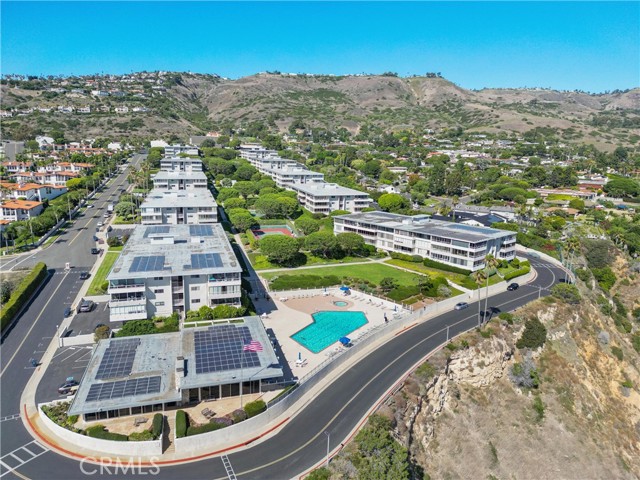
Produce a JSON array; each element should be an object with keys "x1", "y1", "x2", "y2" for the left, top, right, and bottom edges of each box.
[{"x1": 324, "y1": 431, "x2": 330, "y2": 468}]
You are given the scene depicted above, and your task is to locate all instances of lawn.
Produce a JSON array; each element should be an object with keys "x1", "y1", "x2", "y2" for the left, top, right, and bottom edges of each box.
[
  {"x1": 262, "y1": 263, "x2": 422, "y2": 286},
  {"x1": 86, "y1": 252, "x2": 119, "y2": 295},
  {"x1": 248, "y1": 252, "x2": 371, "y2": 271},
  {"x1": 545, "y1": 194, "x2": 575, "y2": 201},
  {"x1": 385, "y1": 259, "x2": 502, "y2": 290}
]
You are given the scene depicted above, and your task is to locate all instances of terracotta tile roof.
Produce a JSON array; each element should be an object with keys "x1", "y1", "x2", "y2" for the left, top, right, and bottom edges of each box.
[{"x1": 1, "y1": 199, "x2": 43, "y2": 210}]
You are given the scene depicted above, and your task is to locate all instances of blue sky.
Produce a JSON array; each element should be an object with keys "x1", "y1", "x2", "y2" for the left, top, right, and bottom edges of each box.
[{"x1": 2, "y1": 2, "x2": 638, "y2": 92}]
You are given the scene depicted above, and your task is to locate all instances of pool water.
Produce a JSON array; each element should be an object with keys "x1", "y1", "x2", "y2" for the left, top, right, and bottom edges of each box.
[
  {"x1": 334, "y1": 301, "x2": 348, "y2": 307},
  {"x1": 291, "y1": 311, "x2": 368, "y2": 353}
]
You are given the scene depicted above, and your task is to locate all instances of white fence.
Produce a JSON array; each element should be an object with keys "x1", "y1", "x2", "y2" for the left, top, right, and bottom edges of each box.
[
  {"x1": 38, "y1": 401, "x2": 162, "y2": 457},
  {"x1": 174, "y1": 270, "x2": 535, "y2": 454}
]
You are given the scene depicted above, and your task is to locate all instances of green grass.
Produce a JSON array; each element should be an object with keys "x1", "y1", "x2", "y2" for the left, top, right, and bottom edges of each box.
[
  {"x1": 86, "y1": 252, "x2": 119, "y2": 295},
  {"x1": 262, "y1": 263, "x2": 422, "y2": 286},
  {"x1": 248, "y1": 253, "x2": 370, "y2": 270},
  {"x1": 385, "y1": 259, "x2": 503, "y2": 290},
  {"x1": 545, "y1": 194, "x2": 575, "y2": 201},
  {"x1": 108, "y1": 245, "x2": 123, "y2": 252}
]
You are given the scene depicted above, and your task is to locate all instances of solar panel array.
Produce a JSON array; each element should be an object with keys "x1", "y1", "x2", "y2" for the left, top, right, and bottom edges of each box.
[
  {"x1": 144, "y1": 225, "x2": 170, "y2": 237},
  {"x1": 95, "y1": 338, "x2": 140, "y2": 379},
  {"x1": 190, "y1": 253, "x2": 222, "y2": 270},
  {"x1": 189, "y1": 225, "x2": 213, "y2": 236},
  {"x1": 129, "y1": 255, "x2": 166, "y2": 273},
  {"x1": 85, "y1": 376, "x2": 161, "y2": 402},
  {"x1": 194, "y1": 325, "x2": 260, "y2": 374}
]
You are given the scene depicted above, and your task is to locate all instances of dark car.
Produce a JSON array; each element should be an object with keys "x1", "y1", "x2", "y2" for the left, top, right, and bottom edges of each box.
[
  {"x1": 58, "y1": 380, "x2": 79, "y2": 395},
  {"x1": 64, "y1": 306, "x2": 72, "y2": 318},
  {"x1": 77, "y1": 299, "x2": 95, "y2": 313},
  {"x1": 558, "y1": 278, "x2": 573, "y2": 284},
  {"x1": 507, "y1": 283, "x2": 519, "y2": 291},
  {"x1": 79, "y1": 272, "x2": 90, "y2": 280},
  {"x1": 90, "y1": 247, "x2": 99, "y2": 254},
  {"x1": 454, "y1": 302, "x2": 469, "y2": 310}
]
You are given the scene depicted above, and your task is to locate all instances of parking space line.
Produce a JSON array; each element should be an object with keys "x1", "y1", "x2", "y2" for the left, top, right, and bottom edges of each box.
[{"x1": 0, "y1": 441, "x2": 48, "y2": 478}]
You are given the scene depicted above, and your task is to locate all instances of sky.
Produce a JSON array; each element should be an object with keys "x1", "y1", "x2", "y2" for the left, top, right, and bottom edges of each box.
[{"x1": 1, "y1": 1, "x2": 638, "y2": 92}]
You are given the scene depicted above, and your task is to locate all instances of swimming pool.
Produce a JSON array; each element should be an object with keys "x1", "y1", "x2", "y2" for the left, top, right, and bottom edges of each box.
[
  {"x1": 291, "y1": 311, "x2": 368, "y2": 353},
  {"x1": 333, "y1": 301, "x2": 348, "y2": 307}
]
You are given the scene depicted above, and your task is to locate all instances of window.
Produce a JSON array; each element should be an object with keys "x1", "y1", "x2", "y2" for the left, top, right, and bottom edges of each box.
[
  {"x1": 155, "y1": 301, "x2": 165, "y2": 307},
  {"x1": 192, "y1": 299, "x2": 201, "y2": 304},
  {"x1": 191, "y1": 275, "x2": 200, "y2": 279},
  {"x1": 190, "y1": 286, "x2": 200, "y2": 291},
  {"x1": 154, "y1": 277, "x2": 164, "y2": 281},
  {"x1": 154, "y1": 288, "x2": 164, "y2": 294}
]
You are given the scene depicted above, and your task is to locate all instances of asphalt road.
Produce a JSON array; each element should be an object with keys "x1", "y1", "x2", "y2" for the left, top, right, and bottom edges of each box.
[
  {"x1": 0, "y1": 154, "x2": 144, "y2": 476},
  {"x1": 2, "y1": 246, "x2": 564, "y2": 479}
]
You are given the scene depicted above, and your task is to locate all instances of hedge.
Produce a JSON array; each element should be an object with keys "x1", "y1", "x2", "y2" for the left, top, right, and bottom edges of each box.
[
  {"x1": 244, "y1": 399, "x2": 266, "y2": 418},
  {"x1": 504, "y1": 261, "x2": 531, "y2": 281},
  {"x1": 1, "y1": 262, "x2": 47, "y2": 332},
  {"x1": 151, "y1": 413, "x2": 163, "y2": 439},
  {"x1": 86, "y1": 425, "x2": 129, "y2": 442},
  {"x1": 186, "y1": 421, "x2": 225, "y2": 436},
  {"x1": 390, "y1": 252, "x2": 423, "y2": 263},
  {"x1": 423, "y1": 258, "x2": 471, "y2": 276},
  {"x1": 175, "y1": 410, "x2": 188, "y2": 438},
  {"x1": 269, "y1": 274, "x2": 341, "y2": 291},
  {"x1": 386, "y1": 285, "x2": 420, "y2": 302}
]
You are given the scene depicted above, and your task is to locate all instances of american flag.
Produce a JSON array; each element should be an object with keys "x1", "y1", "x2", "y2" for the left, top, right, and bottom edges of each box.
[{"x1": 243, "y1": 340, "x2": 263, "y2": 352}]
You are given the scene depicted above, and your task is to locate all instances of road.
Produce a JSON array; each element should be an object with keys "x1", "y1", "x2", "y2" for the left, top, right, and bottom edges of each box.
[
  {"x1": 0, "y1": 154, "x2": 145, "y2": 476},
  {"x1": 2, "y1": 240, "x2": 564, "y2": 479}
]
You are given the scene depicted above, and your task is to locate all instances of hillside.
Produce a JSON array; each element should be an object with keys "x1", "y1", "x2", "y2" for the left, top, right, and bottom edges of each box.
[
  {"x1": 1, "y1": 72, "x2": 639, "y2": 149},
  {"x1": 323, "y1": 254, "x2": 640, "y2": 480}
]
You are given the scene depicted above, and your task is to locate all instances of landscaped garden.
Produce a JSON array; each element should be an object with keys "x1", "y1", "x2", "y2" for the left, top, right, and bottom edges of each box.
[{"x1": 86, "y1": 251, "x2": 119, "y2": 295}]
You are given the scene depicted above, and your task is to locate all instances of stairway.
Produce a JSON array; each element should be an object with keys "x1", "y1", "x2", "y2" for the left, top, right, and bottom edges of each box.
[{"x1": 163, "y1": 415, "x2": 176, "y2": 455}]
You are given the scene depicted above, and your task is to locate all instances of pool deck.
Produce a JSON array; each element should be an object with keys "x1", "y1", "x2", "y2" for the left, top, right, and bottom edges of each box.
[{"x1": 258, "y1": 290, "x2": 395, "y2": 376}]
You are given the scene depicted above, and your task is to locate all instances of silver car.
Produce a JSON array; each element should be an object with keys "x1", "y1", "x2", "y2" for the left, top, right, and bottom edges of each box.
[{"x1": 454, "y1": 302, "x2": 469, "y2": 310}]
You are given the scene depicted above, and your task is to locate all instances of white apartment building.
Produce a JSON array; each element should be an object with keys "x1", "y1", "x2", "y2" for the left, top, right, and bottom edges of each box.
[
  {"x1": 151, "y1": 171, "x2": 208, "y2": 190},
  {"x1": 141, "y1": 190, "x2": 218, "y2": 225},
  {"x1": 334, "y1": 211, "x2": 517, "y2": 271},
  {"x1": 160, "y1": 156, "x2": 203, "y2": 173},
  {"x1": 164, "y1": 145, "x2": 200, "y2": 157},
  {"x1": 107, "y1": 224, "x2": 242, "y2": 322},
  {"x1": 260, "y1": 164, "x2": 325, "y2": 188},
  {"x1": 291, "y1": 183, "x2": 372, "y2": 214},
  {"x1": 0, "y1": 199, "x2": 44, "y2": 222}
]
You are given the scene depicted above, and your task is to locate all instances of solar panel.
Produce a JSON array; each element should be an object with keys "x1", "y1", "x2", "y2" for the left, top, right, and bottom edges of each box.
[
  {"x1": 189, "y1": 225, "x2": 213, "y2": 237},
  {"x1": 194, "y1": 325, "x2": 260, "y2": 374},
  {"x1": 129, "y1": 255, "x2": 166, "y2": 273},
  {"x1": 144, "y1": 226, "x2": 170, "y2": 237},
  {"x1": 95, "y1": 338, "x2": 141, "y2": 379},
  {"x1": 85, "y1": 376, "x2": 162, "y2": 403},
  {"x1": 190, "y1": 253, "x2": 222, "y2": 269}
]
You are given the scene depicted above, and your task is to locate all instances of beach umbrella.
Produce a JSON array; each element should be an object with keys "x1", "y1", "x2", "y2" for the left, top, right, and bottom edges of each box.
[{"x1": 340, "y1": 286, "x2": 350, "y2": 291}]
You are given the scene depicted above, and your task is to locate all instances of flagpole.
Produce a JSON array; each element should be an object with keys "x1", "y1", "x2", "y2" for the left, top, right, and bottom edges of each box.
[{"x1": 240, "y1": 341, "x2": 244, "y2": 409}]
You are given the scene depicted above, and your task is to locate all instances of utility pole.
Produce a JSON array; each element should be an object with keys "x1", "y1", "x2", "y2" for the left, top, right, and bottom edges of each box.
[{"x1": 324, "y1": 431, "x2": 330, "y2": 468}]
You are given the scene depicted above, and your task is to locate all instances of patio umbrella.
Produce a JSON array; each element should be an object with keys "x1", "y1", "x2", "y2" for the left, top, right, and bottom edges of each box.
[
  {"x1": 339, "y1": 337, "x2": 350, "y2": 345},
  {"x1": 298, "y1": 352, "x2": 302, "y2": 361},
  {"x1": 261, "y1": 312, "x2": 268, "y2": 319},
  {"x1": 340, "y1": 286, "x2": 350, "y2": 291}
]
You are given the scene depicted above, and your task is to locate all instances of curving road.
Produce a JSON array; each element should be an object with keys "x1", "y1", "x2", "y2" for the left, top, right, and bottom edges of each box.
[{"x1": 4, "y1": 251, "x2": 564, "y2": 480}]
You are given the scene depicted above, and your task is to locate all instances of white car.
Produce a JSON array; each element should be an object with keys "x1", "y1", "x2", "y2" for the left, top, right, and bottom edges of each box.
[
  {"x1": 86, "y1": 205, "x2": 94, "y2": 208},
  {"x1": 97, "y1": 222, "x2": 104, "y2": 227}
]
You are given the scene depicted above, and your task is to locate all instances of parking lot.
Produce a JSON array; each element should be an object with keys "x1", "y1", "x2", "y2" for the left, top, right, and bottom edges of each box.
[
  {"x1": 64, "y1": 301, "x2": 122, "y2": 337},
  {"x1": 35, "y1": 345, "x2": 93, "y2": 404}
]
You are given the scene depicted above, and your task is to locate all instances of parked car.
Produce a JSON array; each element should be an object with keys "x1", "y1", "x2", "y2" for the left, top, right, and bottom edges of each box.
[
  {"x1": 507, "y1": 283, "x2": 519, "y2": 291},
  {"x1": 58, "y1": 380, "x2": 79, "y2": 395},
  {"x1": 86, "y1": 205, "x2": 93, "y2": 209},
  {"x1": 77, "y1": 299, "x2": 95, "y2": 313},
  {"x1": 79, "y1": 272, "x2": 90, "y2": 280},
  {"x1": 106, "y1": 226, "x2": 113, "y2": 232},
  {"x1": 90, "y1": 247, "x2": 99, "y2": 255},
  {"x1": 97, "y1": 222, "x2": 104, "y2": 227},
  {"x1": 454, "y1": 302, "x2": 469, "y2": 310},
  {"x1": 103, "y1": 212, "x2": 111, "y2": 218},
  {"x1": 64, "y1": 306, "x2": 72, "y2": 318}
]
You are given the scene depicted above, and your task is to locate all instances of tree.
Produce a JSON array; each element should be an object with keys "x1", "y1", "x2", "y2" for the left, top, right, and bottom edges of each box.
[
  {"x1": 216, "y1": 188, "x2": 240, "y2": 203},
  {"x1": 234, "y1": 165, "x2": 258, "y2": 181},
  {"x1": 568, "y1": 198, "x2": 585, "y2": 212},
  {"x1": 223, "y1": 197, "x2": 246, "y2": 210},
  {"x1": 233, "y1": 181, "x2": 259, "y2": 198},
  {"x1": 259, "y1": 235, "x2": 300, "y2": 265},
  {"x1": 336, "y1": 232, "x2": 365, "y2": 256},
  {"x1": 94, "y1": 325, "x2": 111, "y2": 342},
  {"x1": 115, "y1": 201, "x2": 136, "y2": 218},
  {"x1": 379, "y1": 277, "x2": 398, "y2": 292},
  {"x1": 200, "y1": 138, "x2": 216, "y2": 148},
  {"x1": 551, "y1": 283, "x2": 581, "y2": 304},
  {"x1": 295, "y1": 217, "x2": 320, "y2": 236},
  {"x1": 378, "y1": 193, "x2": 408, "y2": 213},
  {"x1": 472, "y1": 270, "x2": 487, "y2": 324},
  {"x1": 228, "y1": 208, "x2": 258, "y2": 232},
  {"x1": 304, "y1": 231, "x2": 340, "y2": 258},
  {"x1": 516, "y1": 317, "x2": 547, "y2": 350},
  {"x1": 362, "y1": 160, "x2": 382, "y2": 178},
  {"x1": 604, "y1": 177, "x2": 640, "y2": 198}
]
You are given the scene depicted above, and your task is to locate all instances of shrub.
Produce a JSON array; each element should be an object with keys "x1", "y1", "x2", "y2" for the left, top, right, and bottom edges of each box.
[
  {"x1": 210, "y1": 417, "x2": 233, "y2": 427},
  {"x1": 129, "y1": 430, "x2": 154, "y2": 441},
  {"x1": 1, "y1": 262, "x2": 47, "y2": 331},
  {"x1": 244, "y1": 399, "x2": 266, "y2": 418},
  {"x1": 94, "y1": 325, "x2": 111, "y2": 342},
  {"x1": 414, "y1": 361, "x2": 437, "y2": 382},
  {"x1": 187, "y1": 422, "x2": 225, "y2": 436},
  {"x1": 611, "y1": 346, "x2": 624, "y2": 361},
  {"x1": 550, "y1": 283, "x2": 581, "y2": 304},
  {"x1": 516, "y1": 317, "x2": 547, "y2": 350},
  {"x1": 175, "y1": 410, "x2": 188, "y2": 438},
  {"x1": 86, "y1": 425, "x2": 129, "y2": 441},
  {"x1": 532, "y1": 395, "x2": 545, "y2": 422},
  {"x1": 592, "y1": 267, "x2": 616, "y2": 291},
  {"x1": 575, "y1": 268, "x2": 591, "y2": 283},
  {"x1": 632, "y1": 334, "x2": 640, "y2": 353},
  {"x1": 230, "y1": 409, "x2": 247, "y2": 423},
  {"x1": 152, "y1": 413, "x2": 163, "y2": 439},
  {"x1": 389, "y1": 252, "x2": 422, "y2": 263},
  {"x1": 509, "y1": 353, "x2": 539, "y2": 388},
  {"x1": 504, "y1": 262, "x2": 531, "y2": 281},
  {"x1": 307, "y1": 467, "x2": 331, "y2": 480},
  {"x1": 423, "y1": 258, "x2": 471, "y2": 275},
  {"x1": 499, "y1": 312, "x2": 514, "y2": 325},
  {"x1": 386, "y1": 285, "x2": 420, "y2": 301}
]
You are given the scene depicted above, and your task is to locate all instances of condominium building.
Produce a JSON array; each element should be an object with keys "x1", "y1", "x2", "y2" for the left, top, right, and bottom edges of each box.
[
  {"x1": 160, "y1": 156, "x2": 203, "y2": 173},
  {"x1": 151, "y1": 171, "x2": 208, "y2": 190},
  {"x1": 260, "y1": 164, "x2": 325, "y2": 188},
  {"x1": 140, "y1": 190, "x2": 218, "y2": 225},
  {"x1": 0, "y1": 199, "x2": 44, "y2": 222},
  {"x1": 164, "y1": 145, "x2": 200, "y2": 157},
  {"x1": 106, "y1": 223, "x2": 242, "y2": 322},
  {"x1": 334, "y1": 211, "x2": 517, "y2": 271},
  {"x1": 291, "y1": 182, "x2": 372, "y2": 214}
]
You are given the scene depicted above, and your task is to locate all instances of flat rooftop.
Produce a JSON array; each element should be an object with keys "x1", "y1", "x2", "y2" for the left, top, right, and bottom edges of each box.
[
  {"x1": 336, "y1": 211, "x2": 514, "y2": 243},
  {"x1": 291, "y1": 182, "x2": 371, "y2": 197},
  {"x1": 107, "y1": 223, "x2": 241, "y2": 281},
  {"x1": 68, "y1": 317, "x2": 283, "y2": 415},
  {"x1": 140, "y1": 189, "x2": 217, "y2": 209},
  {"x1": 152, "y1": 171, "x2": 207, "y2": 181},
  {"x1": 261, "y1": 164, "x2": 324, "y2": 177}
]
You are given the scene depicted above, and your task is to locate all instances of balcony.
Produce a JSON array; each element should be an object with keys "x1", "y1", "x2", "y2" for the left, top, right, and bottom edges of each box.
[
  {"x1": 108, "y1": 283, "x2": 146, "y2": 293},
  {"x1": 110, "y1": 309, "x2": 147, "y2": 322}
]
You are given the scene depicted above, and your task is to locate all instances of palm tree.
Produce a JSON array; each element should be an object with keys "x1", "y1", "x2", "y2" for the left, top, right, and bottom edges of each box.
[
  {"x1": 472, "y1": 270, "x2": 487, "y2": 327},
  {"x1": 483, "y1": 254, "x2": 500, "y2": 318},
  {"x1": 451, "y1": 195, "x2": 459, "y2": 222},
  {"x1": 565, "y1": 237, "x2": 581, "y2": 281}
]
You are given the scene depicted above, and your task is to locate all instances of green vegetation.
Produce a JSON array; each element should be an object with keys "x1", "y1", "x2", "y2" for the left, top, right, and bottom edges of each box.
[
  {"x1": 516, "y1": 318, "x2": 547, "y2": 350},
  {"x1": 175, "y1": 410, "x2": 188, "y2": 438},
  {"x1": 115, "y1": 313, "x2": 179, "y2": 337},
  {"x1": 244, "y1": 399, "x2": 267, "y2": 418},
  {"x1": 551, "y1": 283, "x2": 581, "y2": 304},
  {"x1": 151, "y1": 413, "x2": 163, "y2": 439},
  {"x1": 86, "y1": 425, "x2": 129, "y2": 442},
  {"x1": 86, "y1": 252, "x2": 119, "y2": 295},
  {"x1": 1, "y1": 262, "x2": 47, "y2": 332},
  {"x1": 532, "y1": 395, "x2": 545, "y2": 422}
]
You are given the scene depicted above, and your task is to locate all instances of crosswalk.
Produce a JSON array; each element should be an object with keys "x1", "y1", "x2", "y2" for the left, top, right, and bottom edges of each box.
[
  {"x1": 221, "y1": 455, "x2": 237, "y2": 480},
  {"x1": 0, "y1": 413, "x2": 20, "y2": 423},
  {"x1": 0, "y1": 440, "x2": 49, "y2": 478}
]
